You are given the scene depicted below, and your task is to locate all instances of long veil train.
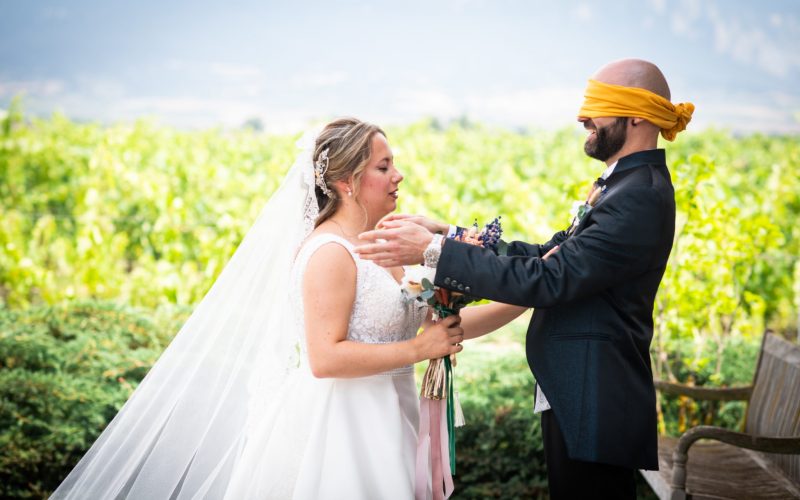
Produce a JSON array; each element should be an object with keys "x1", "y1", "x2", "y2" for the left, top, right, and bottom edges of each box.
[{"x1": 52, "y1": 131, "x2": 321, "y2": 499}]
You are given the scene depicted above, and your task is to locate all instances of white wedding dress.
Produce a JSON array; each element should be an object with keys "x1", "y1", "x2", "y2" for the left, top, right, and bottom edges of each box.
[{"x1": 223, "y1": 233, "x2": 428, "y2": 499}]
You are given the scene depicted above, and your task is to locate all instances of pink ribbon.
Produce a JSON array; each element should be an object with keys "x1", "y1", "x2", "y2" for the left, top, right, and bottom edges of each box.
[
  {"x1": 415, "y1": 399, "x2": 430, "y2": 500},
  {"x1": 416, "y1": 399, "x2": 454, "y2": 500}
]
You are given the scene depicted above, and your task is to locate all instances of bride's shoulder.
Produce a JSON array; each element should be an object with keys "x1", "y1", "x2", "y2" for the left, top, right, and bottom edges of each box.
[
  {"x1": 297, "y1": 230, "x2": 356, "y2": 267},
  {"x1": 300, "y1": 231, "x2": 357, "y2": 289}
]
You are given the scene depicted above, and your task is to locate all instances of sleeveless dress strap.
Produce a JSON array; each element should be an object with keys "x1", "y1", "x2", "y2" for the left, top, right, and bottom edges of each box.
[
  {"x1": 298, "y1": 233, "x2": 355, "y2": 256},
  {"x1": 294, "y1": 233, "x2": 359, "y2": 275}
]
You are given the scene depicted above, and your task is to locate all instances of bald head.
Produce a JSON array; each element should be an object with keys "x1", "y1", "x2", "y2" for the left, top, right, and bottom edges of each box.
[{"x1": 592, "y1": 58, "x2": 671, "y2": 101}]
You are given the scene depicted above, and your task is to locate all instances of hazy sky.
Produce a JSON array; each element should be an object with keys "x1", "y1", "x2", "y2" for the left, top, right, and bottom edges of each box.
[{"x1": 1, "y1": 0, "x2": 799, "y2": 133}]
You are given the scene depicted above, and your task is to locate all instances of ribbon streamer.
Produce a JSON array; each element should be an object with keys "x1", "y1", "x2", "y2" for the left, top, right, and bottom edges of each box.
[{"x1": 416, "y1": 399, "x2": 454, "y2": 500}]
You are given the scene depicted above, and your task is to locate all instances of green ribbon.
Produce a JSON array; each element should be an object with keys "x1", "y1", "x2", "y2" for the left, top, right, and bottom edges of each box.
[
  {"x1": 444, "y1": 355, "x2": 456, "y2": 474},
  {"x1": 435, "y1": 303, "x2": 458, "y2": 475},
  {"x1": 436, "y1": 305, "x2": 457, "y2": 317}
]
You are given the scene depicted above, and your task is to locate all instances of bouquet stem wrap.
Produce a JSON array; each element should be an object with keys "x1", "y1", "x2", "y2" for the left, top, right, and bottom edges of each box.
[
  {"x1": 407, "y1": 217, "x2": 502, "y2": 500},
  {"x1": 416, "y1": 307, "x2": 462, "y2": 500}
]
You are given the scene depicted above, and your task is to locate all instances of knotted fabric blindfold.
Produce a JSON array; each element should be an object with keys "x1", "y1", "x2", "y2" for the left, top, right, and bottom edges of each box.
[{"x1": 578, "y1": 79, "x2": 695, "y2": 141}]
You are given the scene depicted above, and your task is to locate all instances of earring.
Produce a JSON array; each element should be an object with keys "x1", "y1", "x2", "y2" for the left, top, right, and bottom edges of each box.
[{"x1": 347, "y1": 188, "x2": 352, "y2": 197}]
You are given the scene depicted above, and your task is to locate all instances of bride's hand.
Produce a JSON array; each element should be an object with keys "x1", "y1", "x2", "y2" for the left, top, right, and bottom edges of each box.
[
  {"x1": 414, "y1": 315, "x2": 464, "y2": 361},
  {"x1": 378, "y1": 213, "x2": 449, "y2": 234}
]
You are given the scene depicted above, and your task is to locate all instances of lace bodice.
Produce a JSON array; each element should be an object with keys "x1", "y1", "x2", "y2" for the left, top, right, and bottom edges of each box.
[{"x1": 290, "y1": 233, "x2": 427, "y2": 369}]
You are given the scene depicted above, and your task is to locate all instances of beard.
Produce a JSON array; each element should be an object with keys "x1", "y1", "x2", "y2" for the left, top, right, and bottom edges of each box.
[{"x1": 584, "y1": 117, "x2": 628, "y2": 161}]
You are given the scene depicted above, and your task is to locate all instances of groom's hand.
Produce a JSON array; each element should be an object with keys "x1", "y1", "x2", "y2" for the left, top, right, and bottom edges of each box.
[
  {"x1": 356, "y1": 220, "x2": 434, "y2": 267},
  {"x1": 543, "y1": 245, "x2": 560, "y2": 260},
  {"x1": 378, "y1": 213, "x2": 449, "y2": 235}
]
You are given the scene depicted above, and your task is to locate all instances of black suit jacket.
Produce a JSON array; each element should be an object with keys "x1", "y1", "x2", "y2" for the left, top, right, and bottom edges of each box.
[{"x1": 435, "y1": 149, "x2": 674, "y2": 470}]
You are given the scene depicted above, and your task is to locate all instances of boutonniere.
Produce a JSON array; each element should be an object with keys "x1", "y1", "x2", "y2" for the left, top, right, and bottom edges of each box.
[{"x1": 567, "y1": 181, "x2": 608, "y2": 235}]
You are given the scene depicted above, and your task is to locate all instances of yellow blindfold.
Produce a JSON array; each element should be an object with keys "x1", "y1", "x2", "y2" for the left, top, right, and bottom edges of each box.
[{"x1": 578, "y1": 79, "x2": 695, "y2": 141}]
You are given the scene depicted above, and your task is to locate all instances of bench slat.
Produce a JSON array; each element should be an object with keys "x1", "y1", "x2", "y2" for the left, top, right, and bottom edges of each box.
[{"x1": 747, "y1": 333, "x2": 800, "y2": 484}]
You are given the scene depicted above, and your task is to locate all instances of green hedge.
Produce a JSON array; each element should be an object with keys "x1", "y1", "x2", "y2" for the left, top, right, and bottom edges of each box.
[
  {"x1": 444, "y1": 329, "x2": 545, "y2": 498},
  {"x1": 0, "y1": 301, "x2": 185, "y2": 498}
]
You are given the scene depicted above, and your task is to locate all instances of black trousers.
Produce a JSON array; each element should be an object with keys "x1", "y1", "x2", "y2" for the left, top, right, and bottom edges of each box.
[{"x1": 541, "y1": 410, "x2": 636, "y2": 500}]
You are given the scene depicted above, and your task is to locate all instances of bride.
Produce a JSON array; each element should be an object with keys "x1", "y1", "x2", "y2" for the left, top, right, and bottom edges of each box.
[{"x1": 51, "y1": 118, "x2": 466, "y2": 499}]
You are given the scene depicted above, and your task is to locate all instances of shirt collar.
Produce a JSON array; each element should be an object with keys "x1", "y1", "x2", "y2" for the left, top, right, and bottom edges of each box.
[{"x1": 601, "y1": 161, "x2": 617, "y2": 180}]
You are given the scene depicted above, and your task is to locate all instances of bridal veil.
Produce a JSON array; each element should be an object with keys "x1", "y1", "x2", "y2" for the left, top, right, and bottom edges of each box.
[{"x1": 52, "y1": 130, "x2": 322, "y2": 499}]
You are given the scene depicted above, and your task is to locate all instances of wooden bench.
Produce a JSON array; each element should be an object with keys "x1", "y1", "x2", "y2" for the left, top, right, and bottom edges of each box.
[{"x1": 641, "y1": 332, "x2": 800, "y2": 499}]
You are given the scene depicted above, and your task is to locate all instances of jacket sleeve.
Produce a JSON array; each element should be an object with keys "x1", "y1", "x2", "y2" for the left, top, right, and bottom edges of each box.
[
  {"x1": 433, "y1": 186, "x2": 666, "y2": 308},
  {"x1": 505, "y1": 230, "x2": 569, "y2": 258}
]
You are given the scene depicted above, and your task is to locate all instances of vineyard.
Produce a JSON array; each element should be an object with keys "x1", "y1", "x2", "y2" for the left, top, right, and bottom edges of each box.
[{"x1": 1, "y1": 101, "x2": 799, "y2": 497}]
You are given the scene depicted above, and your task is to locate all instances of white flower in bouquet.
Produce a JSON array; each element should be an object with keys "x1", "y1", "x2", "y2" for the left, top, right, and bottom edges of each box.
[{"x1": 401, "y1": 265, "x2": 437, "y2": 304}]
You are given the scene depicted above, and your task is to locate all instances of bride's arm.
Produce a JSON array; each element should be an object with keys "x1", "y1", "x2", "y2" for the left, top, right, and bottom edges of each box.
[
  {"x1": 458, "y1": 302, "x2": 529, "y2": 340},
  {"x1": 303, "y1": 243, "x2": 463, "y2": 378},
  {"x1": 418, "y1": 302, "x2": 527, "y2": 340}
]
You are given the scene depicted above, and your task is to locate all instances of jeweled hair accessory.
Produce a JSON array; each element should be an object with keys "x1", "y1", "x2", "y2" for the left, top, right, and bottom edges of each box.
[{"x1": 314, "y1": 149, "x2": 333, "y2": 197}]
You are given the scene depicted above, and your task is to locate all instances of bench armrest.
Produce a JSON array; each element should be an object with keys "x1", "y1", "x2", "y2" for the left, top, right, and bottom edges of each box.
[
  {"x1": 654, "y1": 380, "x2": 752, "y2": 401},
  {"x1": 670, "y1": 425, "x2": 800, "y2": 495}
]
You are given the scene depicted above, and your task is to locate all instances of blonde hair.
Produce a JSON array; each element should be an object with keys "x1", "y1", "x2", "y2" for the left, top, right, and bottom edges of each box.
[{"x1": 313, "y1": 118, "x2": 386, "y2": 227}]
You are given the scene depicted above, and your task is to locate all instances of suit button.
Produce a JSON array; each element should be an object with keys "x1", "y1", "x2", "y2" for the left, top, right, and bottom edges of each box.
[
  {"x1": 457, "y1": 284, "x2": 464, "y2": 291},
  {"x1": 465, "y1": 286, "x2": 471, "y2": 293},
  {"x1": 444, "y1": 277, "x2": 451, "y2": 285}
]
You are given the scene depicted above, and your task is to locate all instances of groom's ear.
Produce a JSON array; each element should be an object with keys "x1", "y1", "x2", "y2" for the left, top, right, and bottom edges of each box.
[{"x1": 629, "y1": 117, "x2": 660, "y2": 137}]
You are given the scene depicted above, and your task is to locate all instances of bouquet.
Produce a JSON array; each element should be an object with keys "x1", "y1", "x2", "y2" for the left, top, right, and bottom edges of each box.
[{"x1": 402, "y1": 217, "x2": 502, "y2": 500}]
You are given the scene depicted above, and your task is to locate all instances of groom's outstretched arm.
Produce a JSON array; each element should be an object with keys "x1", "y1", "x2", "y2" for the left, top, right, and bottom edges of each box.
[
  {"x1": 377, "y1": 213, "x2": 567, "y2": 259},
  {"x1": 379, "y1": 213, "x2": 567, "y2": 259},
  {"x1": 434, "y1": 186, "x2": 671, "y2": 309}
]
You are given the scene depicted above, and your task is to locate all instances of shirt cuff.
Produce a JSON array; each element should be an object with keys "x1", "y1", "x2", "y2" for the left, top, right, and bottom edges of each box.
[{"x1": 446, "y1": 224, "x2": 458, "y2": 238}]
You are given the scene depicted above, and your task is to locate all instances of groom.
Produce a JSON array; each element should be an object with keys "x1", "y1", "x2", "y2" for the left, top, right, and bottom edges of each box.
[{"x1": 355, "y1": 58, "x2": 694, "y2": 499}]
